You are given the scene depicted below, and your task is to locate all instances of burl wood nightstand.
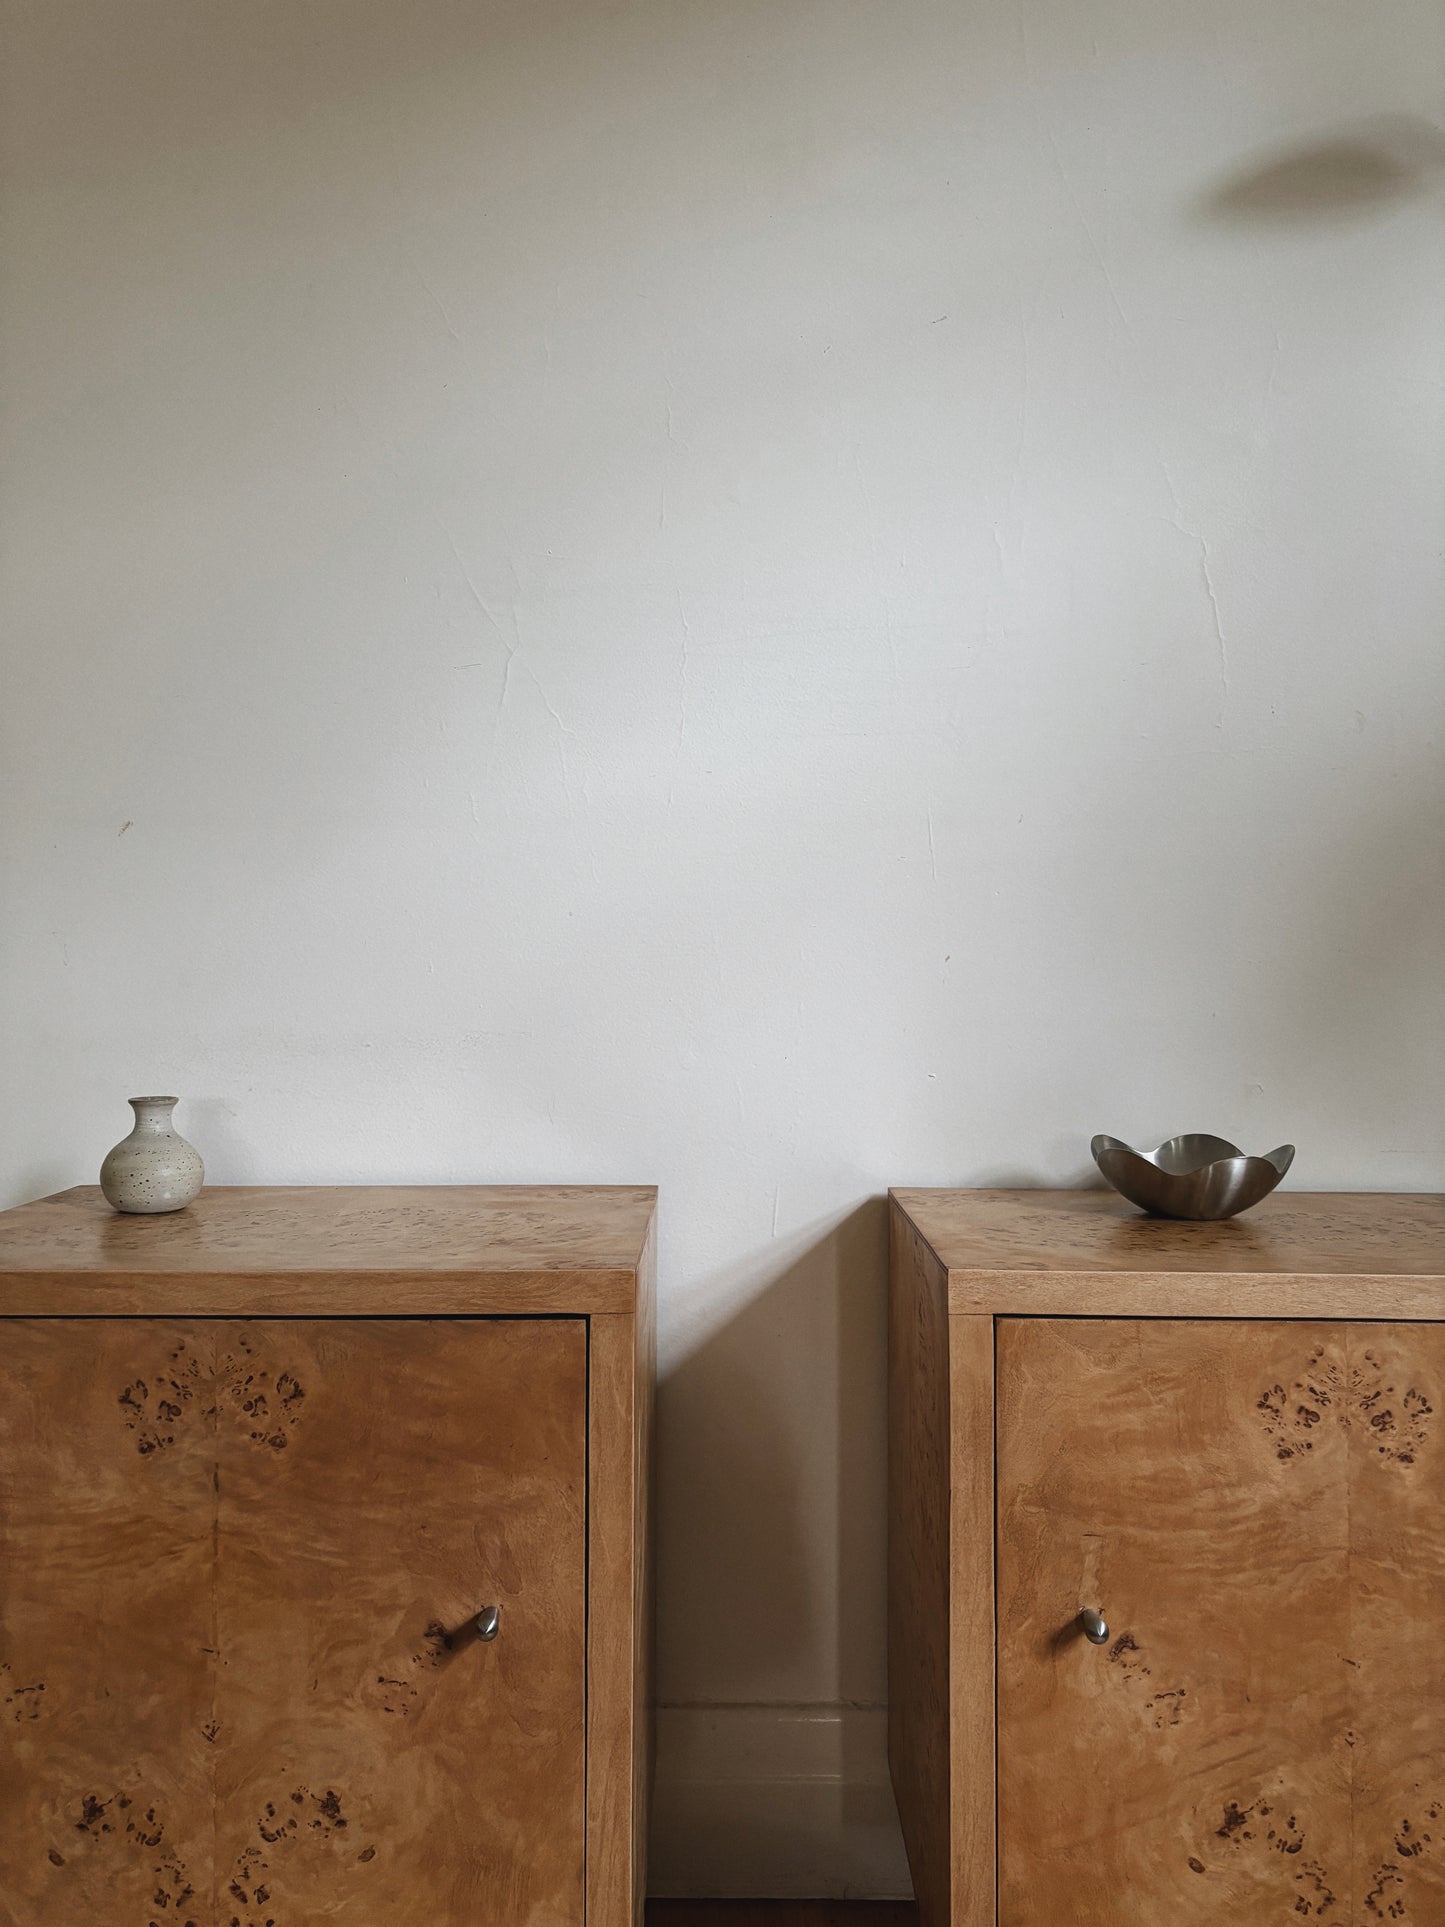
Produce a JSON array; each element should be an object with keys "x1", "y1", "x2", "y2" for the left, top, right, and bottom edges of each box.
[
  {"x1": 888, "y1": 1187, "x2": 1444, "y2": 1926},
  {"x1": 0, "y1": 1183, "x2": 655, "y2": 1926}
]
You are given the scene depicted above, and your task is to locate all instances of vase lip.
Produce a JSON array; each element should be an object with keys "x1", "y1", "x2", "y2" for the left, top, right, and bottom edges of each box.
[{"x1": 129, "y1": 1094, "x2": 179, "y2": 1110}]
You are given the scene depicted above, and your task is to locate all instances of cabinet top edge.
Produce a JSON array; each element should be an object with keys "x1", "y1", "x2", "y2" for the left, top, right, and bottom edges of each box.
[
  {"x1": 890, "y1": 1188, "x2": 1445, "y2": 1294},
  {"x1": 0, "y1": 1185, "x2": 658, "y2": 1299}
]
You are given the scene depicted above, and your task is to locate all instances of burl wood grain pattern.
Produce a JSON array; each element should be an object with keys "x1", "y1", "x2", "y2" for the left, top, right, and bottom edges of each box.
[
  {"x1": 1, "y1": 1317, "x2": 588, "y2": 1925},
  {"x1": 1344, "y1": 1327, "x2": 1445, "y2": 1922},
  {"x1": 996, "y1": 1318, "x2": 1445, "y2": 1925},
  {"x1": 0, "y1": 1183, "x2": 656, "y2": 1925},
  {"x1": 0, "y1": 1185, "x2": 657, "y2": 1315},
  {"x1": 893, "y1": 1189, "x2": 1445, "y2": 1319},
  {"x1": 213, "y1": 1318, "x2": 587, "y2": 1927},
  {"x1": 0, "y1": 1321, "x2": 218, "y2": 1925}
]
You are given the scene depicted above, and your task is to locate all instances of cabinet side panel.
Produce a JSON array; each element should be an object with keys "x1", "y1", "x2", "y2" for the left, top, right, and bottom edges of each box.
[
  {"x1": 0, "y1": 1319, "x2": 217, "y2": 1924},
  {"x1": 887, "y1": 1201, "x2": 954, "y2": 1926},
  {"x1": 588, "y1": 1307, "x2": 646, "y2": 1927},
  {"x1": 949, "y1": 1313, "x2": 995, "y2": 1927},
  {"x1": 635, "y1": 1219, "x2": 656, "y2": 1922}
]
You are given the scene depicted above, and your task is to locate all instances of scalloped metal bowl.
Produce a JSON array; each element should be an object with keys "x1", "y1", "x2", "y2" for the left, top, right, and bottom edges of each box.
[{"x1": 1091, "y1": 1133, "x2": 1295, "y2": 1221}]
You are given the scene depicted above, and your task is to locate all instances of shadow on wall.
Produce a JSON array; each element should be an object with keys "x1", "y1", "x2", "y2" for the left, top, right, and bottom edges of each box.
[
  {"x1": 656, "y1": 1198, "x2": 889, "y2": 1697},
  {"x1": 7, "y1": 1160, "x2": 75, "y2": 1208},
  {"x1": 651, "y1": 1197, "x2": 914, "y2": 1895},
  {"x1": 1198, "y1": 116, "x2": 1445, "y2": 220}
]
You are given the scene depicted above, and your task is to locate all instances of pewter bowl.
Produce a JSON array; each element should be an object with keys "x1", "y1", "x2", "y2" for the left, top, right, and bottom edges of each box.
[{"x1": 1091, "y1": 1134, "x2": 1295, "y2": 1221}]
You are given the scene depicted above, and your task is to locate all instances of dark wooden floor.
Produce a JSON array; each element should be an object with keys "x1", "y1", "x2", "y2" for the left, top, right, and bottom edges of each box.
[{"x1": 648, "y1": 1907, "x2": 917, "y2": 1924}]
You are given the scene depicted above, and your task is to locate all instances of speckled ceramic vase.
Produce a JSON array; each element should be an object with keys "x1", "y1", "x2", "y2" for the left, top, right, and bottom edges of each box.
[{"x1": 100, "y1": 1096, "x2": 204, "y2": 1214}]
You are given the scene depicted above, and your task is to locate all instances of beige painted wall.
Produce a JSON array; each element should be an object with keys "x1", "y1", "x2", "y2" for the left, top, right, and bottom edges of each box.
[{"x1": 2, "y1": 0, "x2": 1442, "y2": 1895}]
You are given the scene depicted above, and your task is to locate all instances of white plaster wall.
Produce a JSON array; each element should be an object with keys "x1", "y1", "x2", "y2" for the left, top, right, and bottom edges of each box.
[{"x1": 3, "y1": 0, "x2": 1442, "y2": 1895}]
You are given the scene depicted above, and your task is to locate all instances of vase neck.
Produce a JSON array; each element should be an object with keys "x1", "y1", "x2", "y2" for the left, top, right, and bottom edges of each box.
[{"x1": 129, "y1": 1096, "x2": 179, "y2": 1134}]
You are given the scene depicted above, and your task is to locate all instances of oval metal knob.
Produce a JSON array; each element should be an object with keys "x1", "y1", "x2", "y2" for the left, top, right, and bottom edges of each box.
[
  {"x1": 1078, "y1": 1607, "x2": 1109, "y2": 1645},
  {"x1": 475, "y1": 1605, "x2": 500, "y2": 1643}
]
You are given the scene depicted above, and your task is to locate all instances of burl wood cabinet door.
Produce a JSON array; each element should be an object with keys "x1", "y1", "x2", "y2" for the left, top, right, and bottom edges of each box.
[
  {"x1": 0, "y1": 1317, "x2": 586, "y2": 1926},
  {"x1": 997, "y1": 1318, "x2": 1445, "y2": 1925}
]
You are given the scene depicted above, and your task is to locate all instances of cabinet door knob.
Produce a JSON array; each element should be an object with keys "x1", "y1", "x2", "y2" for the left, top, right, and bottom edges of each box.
[
  {"x1": 1078, "y1": 1607, "x2": 1109, "y2": 1645},
  {"x1": 475, "y1": 1605, "x2": 500, "y2": 1642}
]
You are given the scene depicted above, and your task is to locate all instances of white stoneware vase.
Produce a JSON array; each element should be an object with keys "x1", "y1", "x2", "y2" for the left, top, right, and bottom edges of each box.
[{"x1": 99, "y1": 1095, "x2": 205, "y2": 1214}]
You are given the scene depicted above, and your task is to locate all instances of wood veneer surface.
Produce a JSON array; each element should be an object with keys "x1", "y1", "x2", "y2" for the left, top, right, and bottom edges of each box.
[
  {"x1": 894, "y1": 1189, "x2": 1444, "y2": 1318},
  {"x1": 886, "y1": 1210, "x2": 952, "y2": 1927},
  {"x1": 887, "y1": 1200, "x2": 995, "y2": 1927},
  {"x1": 0, "y1": 1184, "x2": 657, "y2": 1314},
  {"x1": 996, "y1": 1317, "x2": 1445, "y2": 1924},
  {"x1": 0, "y1": 1316, "x2": 588, "y2": 1923},
  {"x1": 945, "y1": 1316, "x2": 993, "y2": 1927},
  {"x1": 215, "y1": 1317, "x2": 588, "y2": 1925},
  {"x1": 1346, "y1": 1323, "x2": 1445, "y2": 1921},
  {"x1": 0, "y1": 1319, "x2": 216, "y2": 1922}
]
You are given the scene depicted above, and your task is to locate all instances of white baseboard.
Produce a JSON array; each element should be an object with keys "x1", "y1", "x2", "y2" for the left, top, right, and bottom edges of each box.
[{"x1": 647, "y1": 1704, "x2": 914, "y2": 1900}]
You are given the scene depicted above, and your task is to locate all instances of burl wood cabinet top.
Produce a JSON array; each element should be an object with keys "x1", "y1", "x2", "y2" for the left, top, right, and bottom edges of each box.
[
  {"x1": 892, "y1": 1188, "x2": 1443, "y2": 1320},
  {"x1": 0, "y1": 1184, "x2": 657, "y2": 1316}
]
